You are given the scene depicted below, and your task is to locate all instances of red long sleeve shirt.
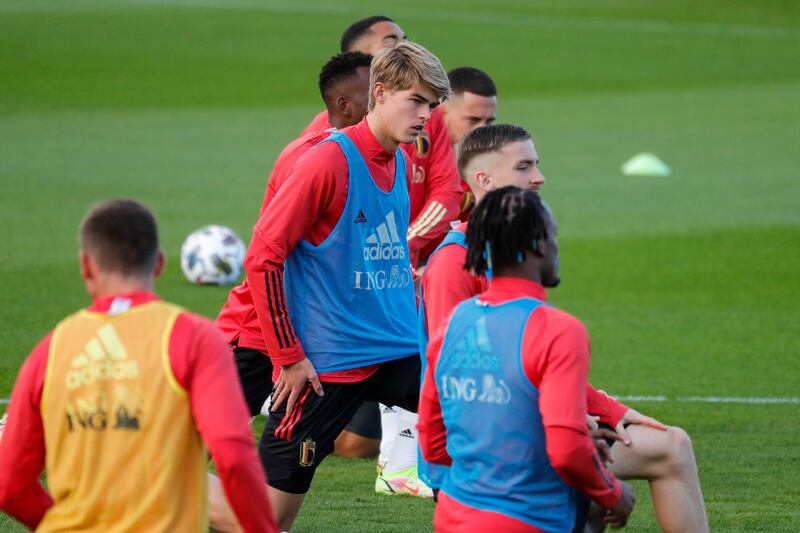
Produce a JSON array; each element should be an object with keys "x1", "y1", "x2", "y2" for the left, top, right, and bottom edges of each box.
[
  {"x1": 302, "y1": 108, "x2": 463, "y2": 266},
  {"x1": 422, "y1": 222, "x2": 629, "y2": 427},
  {"x1": 241, "y1": 118, "x2": 413, "y2": 382},
  {"x1": 419, "y1": 278, "x2": 622, "y2": 531},
  {"x1": 0, "y1": 292, "x2": 277, "y2": 533},
  {"x1": 216, "y1": 129, "x2": 332, "y2": 354}
]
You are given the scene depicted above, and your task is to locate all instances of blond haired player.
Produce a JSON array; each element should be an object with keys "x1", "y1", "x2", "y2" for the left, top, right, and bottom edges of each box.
[
  {"x1": 209, "y1": 42, "x2": 450, "y2": 531},
  {"x1": 0, "y1": 199, "x2": 277, "y2": 533}
]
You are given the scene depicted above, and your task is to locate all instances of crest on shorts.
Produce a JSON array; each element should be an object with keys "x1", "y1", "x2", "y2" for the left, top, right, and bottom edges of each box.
[
  {"x1": 299, "y1": 437, "x2": 316, "y2": 467},
  {"x1": 414, "y1": 130, "x2": 430, "y2": 158}
]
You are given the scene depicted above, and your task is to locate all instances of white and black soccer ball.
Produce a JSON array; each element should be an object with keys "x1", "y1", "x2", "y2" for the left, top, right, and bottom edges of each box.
[{"x1": 180, "y1": 225, "x2": 246, "y2": 285}]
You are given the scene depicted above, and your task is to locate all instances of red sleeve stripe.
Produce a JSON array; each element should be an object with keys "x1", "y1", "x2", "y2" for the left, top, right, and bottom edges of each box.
[
  {"x1": 265, "y1": 271, "x2": 297, "y2": 349},
  {"x1": 273, "y1": 384, "x2": 313, "y2": 440}
]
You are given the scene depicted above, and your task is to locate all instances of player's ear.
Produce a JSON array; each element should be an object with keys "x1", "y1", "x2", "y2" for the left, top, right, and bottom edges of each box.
[
  {"x1": 475, "y1": 170, "x2": 493, "y2": 192},
  {"x1": 372, "y1": 82, "x2": 386, "y2": 105},
  {"x1": 337, "y1": 95, "x2": 350, "y2": 117},
  {"x1": 153, "y1": 250, "x2": 165, "y2": 278},
  {"x1": 79, "y1": 250, "x2": 93, "y2": 282}
]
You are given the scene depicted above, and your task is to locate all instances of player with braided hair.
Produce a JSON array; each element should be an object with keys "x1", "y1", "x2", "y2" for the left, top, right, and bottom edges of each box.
[{"x1": 419, "y1": 186, "x2": 635, "y2": 532}]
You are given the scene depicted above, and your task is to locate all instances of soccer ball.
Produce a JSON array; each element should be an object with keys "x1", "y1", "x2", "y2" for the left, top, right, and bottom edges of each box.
[{"x1": 180, "y1": 225, "x2": 246, "y2": 285}]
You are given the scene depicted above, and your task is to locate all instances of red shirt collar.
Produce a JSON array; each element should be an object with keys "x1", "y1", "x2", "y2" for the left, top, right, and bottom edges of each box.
[
  {"x1": 87, "y1": 292, "x2": 160, "y2": 313},
  {"x1": 479, "y1": 276, "x2": 548, "y2": 304},
  {"x1": 350, "y1": 117, "x2": 396, "y2": 165}
]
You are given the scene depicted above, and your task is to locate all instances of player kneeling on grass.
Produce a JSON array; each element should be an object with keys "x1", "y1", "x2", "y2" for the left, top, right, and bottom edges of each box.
[
  {"x1": 0, "y1": 199, "x2": 278, "y2": 533},
  {"x1": 420, "y1": 124, "x2": 709, "y2": 533},
  {"x1": 419, "y1": 187, "x2": 635, "y2": 532}
]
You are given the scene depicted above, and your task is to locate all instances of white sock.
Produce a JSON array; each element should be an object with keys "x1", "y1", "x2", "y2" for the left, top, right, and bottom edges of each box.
[
  {"x1": 383, "y1": 408, "x2": 419, "y2": 474},
  {"x1": 378, "y1": 404, "x2": 398, "y2": 468}
]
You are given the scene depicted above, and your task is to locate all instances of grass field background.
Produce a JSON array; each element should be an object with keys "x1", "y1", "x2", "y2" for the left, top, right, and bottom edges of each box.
[{"x1": 1, "y1": 1, "x2": 799, "y2": 531}]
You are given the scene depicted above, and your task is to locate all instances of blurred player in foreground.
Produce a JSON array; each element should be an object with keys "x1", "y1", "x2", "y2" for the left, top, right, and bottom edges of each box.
[
  {"x1": 419, "y1": 186, "x2": 635, "y2": 532},
  {"x1": 421, "y1": 124, "x2": 709, "y2": 532},
  {"x1": 0, "y1": 199, "x2": 277, "y2": 533}
]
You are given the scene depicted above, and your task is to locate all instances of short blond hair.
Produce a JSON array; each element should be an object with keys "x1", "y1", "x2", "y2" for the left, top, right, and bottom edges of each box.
[{"x1": 368, "y1": 41, "x2": 450, "y2": 110}]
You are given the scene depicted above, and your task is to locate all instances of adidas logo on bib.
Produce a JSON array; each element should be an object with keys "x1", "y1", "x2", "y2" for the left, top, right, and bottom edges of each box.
[
  {"x1": 363, "y1": 211, "x2": 405, "y2": 261},
  {"x1": 66, "y1": 324, "x2": 139, "y2": 390}
]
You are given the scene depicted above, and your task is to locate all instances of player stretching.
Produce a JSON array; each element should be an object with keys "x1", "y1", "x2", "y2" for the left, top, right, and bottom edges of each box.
[
  {"x1": 422, "y1": 125, "x2": 709, "y2": 532},
  {"x1": 209, "y1": 51, "x2": 374, "y2": 531},
  {"x1": 240, "y1": 42, "x2": 449, "y2": 531},
  {"x1": 0, "y1": 200, "x2": 277, "y2": 533},
  {"x1": 420, "y1": 186, "x2": 635, "y2": 532}
]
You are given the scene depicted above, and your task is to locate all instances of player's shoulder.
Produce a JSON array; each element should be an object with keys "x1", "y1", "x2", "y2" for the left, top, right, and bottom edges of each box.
[{"x1": 535, "y1": 304, "x2": 589, "y2": 340}]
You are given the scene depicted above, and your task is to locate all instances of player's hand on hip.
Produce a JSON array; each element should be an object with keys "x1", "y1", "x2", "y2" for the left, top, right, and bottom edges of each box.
[
  {"x1": 271, "y1": 357, "x2": 324, "y2": 414},
  {"x1": 605, "y1": 480, "x2": 635, "y2": 528},
  {"x1": 615, "y1": 408, "x2": 667, "y2": 446}
]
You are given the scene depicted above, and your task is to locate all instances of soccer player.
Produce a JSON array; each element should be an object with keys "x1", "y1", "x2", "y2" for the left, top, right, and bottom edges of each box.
[
  {"x1": 421, "y1": 124, "x2": 709, "y2": 532},
  {"x1": 242, "y1": 42, "x2": 449, "y2": 531},
  {"x1": 419, "y1": 186, "x2": 635, "y2": 532},
  {"x1": 216, "y1": 51, "x2": 373, "y2": 415},
  {"x1": 209, "y1": 51, "x2": 374, "y2": 531},
  {"x1": 0, "y1": 199, "x2": 277, "y2": 533}
]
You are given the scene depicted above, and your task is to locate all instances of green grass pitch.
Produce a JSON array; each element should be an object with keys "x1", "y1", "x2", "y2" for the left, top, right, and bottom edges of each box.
[{"x1": 2, "y1": 1, "x2": 799, "y2": 531}]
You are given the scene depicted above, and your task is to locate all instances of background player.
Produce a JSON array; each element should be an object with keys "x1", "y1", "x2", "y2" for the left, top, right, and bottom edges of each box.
[
  {"x1": 0, "y1": 199, "x2": 277, "y2": 533},
  {"x1": 419, "y1": 186, "x2": 635, "y2": 532},
  {"x1": 422, "y1": 125, "x2": 709, "y2": 532},
  {"x1": 229, "y1": 43, "x2": 449, "y2": 531}
]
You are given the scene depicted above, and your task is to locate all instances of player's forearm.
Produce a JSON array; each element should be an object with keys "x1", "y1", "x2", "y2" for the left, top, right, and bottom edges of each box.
[
  {"x1": 243, "y1": 253, "x2": 305, "y2": 367},
  {"x1": 211, "y1": 441, "x2": 278, "y2": 533},
  {"x1": 545, "y1": 425, "x2": 621, "y2": 509},
  {"x1": 586, "y1": 384, "x2": 628, "y2": 427}
]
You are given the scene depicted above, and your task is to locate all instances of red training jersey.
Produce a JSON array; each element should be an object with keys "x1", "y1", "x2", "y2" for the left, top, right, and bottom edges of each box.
[
  {"x1": 419, "y1": 278, "x2": 622, "y2": 531},
  {"x1": 422, "y1": 222, "x2": 629, "y2": 427},
  {"x1": 0, "y1": 292, "x2": 277, "y2": 533},
  {"x1": 240, "y1": 118, "x2": 413, "y2": 383}
]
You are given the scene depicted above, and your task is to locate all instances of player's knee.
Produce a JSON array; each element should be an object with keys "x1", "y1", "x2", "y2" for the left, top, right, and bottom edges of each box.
[
  {"x1": 665, "y1": 426, "x2": 697, "y2": 475},
  {"x1": 334, "y1": 434, "x2": 379, "y2": 458}
]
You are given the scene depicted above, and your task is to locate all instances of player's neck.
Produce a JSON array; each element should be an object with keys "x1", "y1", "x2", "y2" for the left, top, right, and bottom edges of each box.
[
  {"x1": 493, "y1": 263, "x2": 541, "y2": 285},
  {"x1": 366, "y1": 113, "x2": 399, "y2": 153},
  {"x1": 86, "y1": 273, "x2": 155, "y2": 300},
  {"x1": 328, "y1": 112, "x2": 348, "y2": 131}
]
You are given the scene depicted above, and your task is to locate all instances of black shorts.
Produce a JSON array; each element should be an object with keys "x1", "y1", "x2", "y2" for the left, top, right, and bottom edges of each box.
[
  {"x1": 343, "y1": 401, "x2": 381, "y2": 439},
  {"x1": 233, "y1": 346, "x2": 274, "y2": 416},
  {"x1": 259, "y1": 355, "x2": 420, "y2": 494}
]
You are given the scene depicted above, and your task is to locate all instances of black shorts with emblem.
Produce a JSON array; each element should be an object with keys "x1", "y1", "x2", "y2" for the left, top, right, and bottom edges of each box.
[{"x1": 259, "y1": 355, "x2": 420, "y2": 494}]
